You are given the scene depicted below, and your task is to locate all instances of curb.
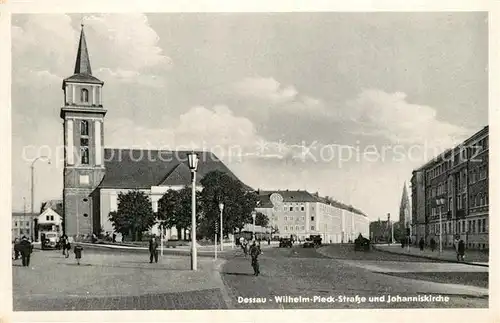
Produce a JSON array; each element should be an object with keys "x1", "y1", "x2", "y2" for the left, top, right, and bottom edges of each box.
[
  {"x1": 212, "y1": 259, "x2": 234, "y2": 309},
  {"x1": 372, "y1": 246, "x2": 489, "y2": 268},
  {"x1": 77, "y1": 242, "x2": 238, "y2": 258}
]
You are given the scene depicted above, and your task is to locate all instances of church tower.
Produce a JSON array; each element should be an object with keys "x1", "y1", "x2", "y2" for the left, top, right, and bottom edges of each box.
[{"x1": 60, "y1": 25, "x2": 106, "y2": 238}]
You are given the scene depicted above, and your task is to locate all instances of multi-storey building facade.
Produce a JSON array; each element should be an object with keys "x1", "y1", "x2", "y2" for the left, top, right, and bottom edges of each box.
[
  {"x1": 12, "y1": 213, "x2": 34, "y2": 240},
  {"x1": 411, "y1": 126, "x2": 489, "y2": 250},
  {"x1": 255, "y1": 190, "x2": 369, "y2": 242}
]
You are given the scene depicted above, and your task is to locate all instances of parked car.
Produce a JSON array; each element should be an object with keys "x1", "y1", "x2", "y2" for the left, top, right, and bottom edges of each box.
[
  {"x1": 354, "y1": 234, "x2": 370, "y2": 251},
  {"x1": 309, "y1": 235, "x2": 322, "y2": 247},
  {"x1": 41, "y1": 232, "x2": 60, "y2": 250},
  {"x1": 279, "y1": 238, "x2": 293, "y2": 248},
  {"x1": 303, "y1": 238, "x2": 315, "y2": 248}
]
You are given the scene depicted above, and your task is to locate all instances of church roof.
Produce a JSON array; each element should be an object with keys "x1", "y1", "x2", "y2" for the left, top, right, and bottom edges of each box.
[
  {"x1": 98, "y1": 148, "x2": 253, "y2": 190},
  {"x1": 63, "y1": 25, "x2": 103, "y2": 86}
]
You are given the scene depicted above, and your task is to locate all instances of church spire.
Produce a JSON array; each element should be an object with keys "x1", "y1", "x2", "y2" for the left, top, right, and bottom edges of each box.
[{"x1": 74, "y1": 24, "x2": 92, "y2": 75}]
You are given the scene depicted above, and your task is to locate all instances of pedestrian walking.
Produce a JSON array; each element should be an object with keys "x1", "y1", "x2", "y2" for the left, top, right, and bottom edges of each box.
[
  {"x1": 457, "y1": 239, "x2": 465, "y2": 261},
  {"x1": 249, "y1": 240, "x2": 262, "y2": 276},
  {"x1": 18, "y1": 236, "x2": 33, "y2": 267},
  {"x1": 13, "y1": 238, "x2": 20, "y2": 260},
  {"x1": 454, "y1": 236, "x2": 460, "y2": 257},
  {"x1": 430, "y1": 238, "x2": 436, "y2": 252},
  {"x1": 419, "y1": 238, "x2": 425, "y2": 251},
  {"x1": 64, "y1": 236, "x2": 71, "y2": 258},
  {"x1": 112, "y1": 233, "x2": 116, "y2": 243},
  {"x1": 74, "y1": 244, "x2": 83, "y2": 265},
  {"x1": 60, "y1": 234, "x2": 68, "y2": 256},
  {"x1": 149, "y1": 236, "x2": 159, "y2": 263}
]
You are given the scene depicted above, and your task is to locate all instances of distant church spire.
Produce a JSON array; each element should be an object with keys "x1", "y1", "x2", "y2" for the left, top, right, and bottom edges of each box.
[
  {"x1": 399, "y1": 181, "x2": 410, "y2": 227},
  {"x1": 74, "y1": 24, "x2": 92, "y2": 75}
]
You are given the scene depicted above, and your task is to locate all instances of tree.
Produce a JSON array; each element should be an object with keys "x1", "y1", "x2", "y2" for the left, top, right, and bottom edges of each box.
[
  {"x1": 157, "y1": 186, "x2": 199, "y2": 240},
  {"x1": 255, "y1": 212, "x2": 269, "y2": 227},
  {"x1": 199, "y1": 170, "x2": 258, "y2": 239},
  {"x1": 108, "y1": 190, "x2": 155, "y2": 241}
]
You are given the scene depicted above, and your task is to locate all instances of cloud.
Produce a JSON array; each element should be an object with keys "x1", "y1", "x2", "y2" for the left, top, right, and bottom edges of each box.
[
  {"x1": 232, "y1": 77, "x2": 298, "y2": 104},
  {"x1": 106, "y1": 105, "x2": 262, "y2": 155},
  {"x1": 12, "y1": 13, "x2": 171, "y2": 87},
  {"x1": 344, "y1": 89, "x2": 470, "y2": 148},
  {"x1": 83, "y1": 14, "x2": 172, "y2": 73}
]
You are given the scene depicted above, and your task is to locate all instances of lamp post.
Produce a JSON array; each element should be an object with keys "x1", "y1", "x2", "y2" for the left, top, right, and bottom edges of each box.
[
  {"x1": 436, "y1": 198, "x2": 445, "y2": 253},
  {"x1": 31, "y1": 156, "x2": 51, "y2": 241},
  {"x1": 219, "y1": 202, "x2": 224, "y2": 251},
  {"x1": 252, "y1": 211, "x2": 257, "y2": 241},
  {"x1": 188, "y1": 152, "x2": 199, "y2": 271}
]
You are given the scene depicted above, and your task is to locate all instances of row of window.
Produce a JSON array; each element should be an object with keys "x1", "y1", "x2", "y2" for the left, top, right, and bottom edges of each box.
[
  {"x1": 430, "y1": 191, "x2": 488, "y2": 214},
  {"x1": 283, "y1": 215, "x2": 314, "y2": 222},
  {"x1": 15, "y1": 229, "x2": 30, "y2": 235},
  {"x1": 13, "y1": 221, "x2": 30, "y2": 228},
  {"x1": 282, "y1": 205, "x2": 306, "y2": 212},
  {"x1": 430, "y1": 218, "x2": 488, "y2": 234},
  {"x1": 470, "y1": 166, "x2": 488, "y2": 183},
  {"x1": 426, "y1": 137, "x2": 488, "y2": 181},
  {"x1": 428, "y1": 168, "x2": 487, "y2": 200},
  {"x1": 470, "y1": 193, "x2": 489, "y2": 208},
  {"x1": 283, "y1": 225, "x2": 315, "y2": 232}
]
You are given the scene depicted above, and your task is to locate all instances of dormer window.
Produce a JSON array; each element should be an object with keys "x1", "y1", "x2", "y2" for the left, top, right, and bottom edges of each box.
[{"x1": 81, "y1": 88, "x2": 89, "y2": 102}]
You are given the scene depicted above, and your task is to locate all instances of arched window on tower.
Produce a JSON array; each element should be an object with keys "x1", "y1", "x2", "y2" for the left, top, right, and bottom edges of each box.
[
  {"x1": 81, "y1": 120, "x2": 89, "y2": 136},
  {"x1": 81, "y1": 147, "x2": 89, "y2": 165},
  {"x1": 81, "y1": 88, "x2": 89, "y2": 102}
]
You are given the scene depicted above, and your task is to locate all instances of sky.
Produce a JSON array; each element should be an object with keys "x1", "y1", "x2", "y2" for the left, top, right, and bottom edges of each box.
[{"x1": 11, "y1": 12, "x2": 488, "y2": 222}]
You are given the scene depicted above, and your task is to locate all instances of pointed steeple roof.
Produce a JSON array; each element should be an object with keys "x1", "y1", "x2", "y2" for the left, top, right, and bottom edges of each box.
[
  {"x1": 63, "y1": 24, "x2": 103, "y2": 86},
  {"x1": 400, "y1": 182, "x2": 409, "y2": 208},
  {"x1": 74, "y1": 25, "x2": 92, "y2": 75}
]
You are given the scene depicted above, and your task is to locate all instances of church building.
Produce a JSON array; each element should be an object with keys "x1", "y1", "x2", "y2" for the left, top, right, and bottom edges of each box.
[{"x1": 60, "y1": 26, "x2": 249, "y2": 239}]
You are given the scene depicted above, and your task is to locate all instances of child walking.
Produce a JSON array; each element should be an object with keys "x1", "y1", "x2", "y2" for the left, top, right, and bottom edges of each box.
[{"x1": 74, "y1": 244, "x2": 83, "y2": 265}]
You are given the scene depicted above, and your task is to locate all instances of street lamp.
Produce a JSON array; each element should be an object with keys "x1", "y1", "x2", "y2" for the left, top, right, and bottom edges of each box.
[
  {"x1": 219, "y1": 202, "x2": 224, "y2": 251},
  {"x1": 252, "y1": 211, "x2": 257, "y2": 241},
  {"x1": 31, "y1": 156, "x2": 51, "y2": 241},
  {"x1": 436, "y1": 198, "x2": 445, "y2": 253},
  {"x1": 188, "y1": 152, "x2": 199, "y2": 271}
]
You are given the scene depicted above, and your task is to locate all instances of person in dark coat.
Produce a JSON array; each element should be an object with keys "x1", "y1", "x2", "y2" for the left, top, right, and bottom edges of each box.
[
  {"x1": 457, "y1": 239, "x2": 465, "y2": 261},
  {"x1": 60, "y1": 235, "x2": 67, "y2": 256},
  {"x1": 419, "y1": 238, "x2": 425, "y2": 251},
  {"x1": 18, "y1": 236, "x2": 33, "y2": 267},
  {"x1": 64, "y1": 235, "x2": 71, "y2": 258},
  {"x1": 112, "y1": 233, "x2": 116, "y2": 243},
  {"x1": 13, "y1": 238, "x2": 20, "y2": 260},
  {"x1": 249, "y1": 240, "x2": 262, "y2": 276},
  {"x1": 149, "y1": 236, "x2": 159, "y2": 263},
  {"x1": 74, "y1": 244, "x2": 83, "y2": 265},
  {"x1": 430, "y1": 238, "x2": 436, "y2": 252}
]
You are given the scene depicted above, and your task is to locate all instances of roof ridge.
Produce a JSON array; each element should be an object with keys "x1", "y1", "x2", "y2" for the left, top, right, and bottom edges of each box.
[{"x1": 156, "y1": 162, "x2": 189, "y2": 186}]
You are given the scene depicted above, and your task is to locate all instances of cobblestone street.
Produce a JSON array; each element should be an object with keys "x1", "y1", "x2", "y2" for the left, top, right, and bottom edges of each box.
[
  {"x1": 12, "y1": 249, "x2": 228, "y2": 311},
  {"x1": 221, "y1": 244, "x2": 489, "y2": 309}
]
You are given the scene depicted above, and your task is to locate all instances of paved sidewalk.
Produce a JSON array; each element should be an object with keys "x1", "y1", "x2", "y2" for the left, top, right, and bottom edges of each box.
[
  {"x1": 12, "y1": 249, "x2": 230, "y2": 311},
  {"x1": 374, "y1": 245, "x2": 489, "y2": 266}
]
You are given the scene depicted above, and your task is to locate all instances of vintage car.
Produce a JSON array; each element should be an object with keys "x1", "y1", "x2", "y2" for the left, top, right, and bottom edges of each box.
[
  {"x1": 354, "y1": 234, "x2": 370, "y2": 251},
  {"x1": 279, "y1": 238, "x2": 293, "y2": 248},
  {"x1": 309, "y1": 235, "x2": 323, "y2": 247},
  {"x1": 41, "y1": 232, "x2": 60, "y2": 250},
  {"x1": 302, "y1": 238, "x2": 315, "y2": 248}
]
